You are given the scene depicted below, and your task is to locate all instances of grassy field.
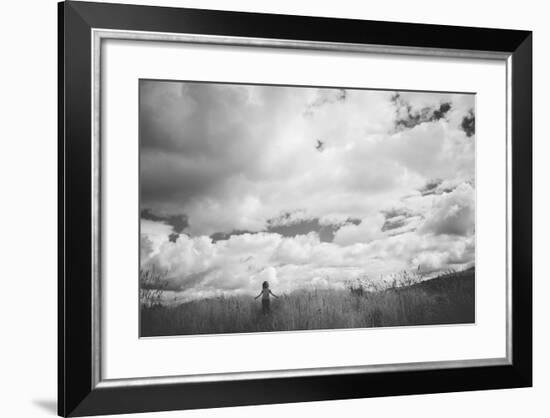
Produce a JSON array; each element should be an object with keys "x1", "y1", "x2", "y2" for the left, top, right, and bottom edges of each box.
[{"x1": 140, "y1": 268, "x2": 474, "y2": 336}]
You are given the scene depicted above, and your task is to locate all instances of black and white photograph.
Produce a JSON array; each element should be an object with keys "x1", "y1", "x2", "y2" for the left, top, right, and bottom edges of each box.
[{"x1": 139, "y1": 80, "x2": 476, "y2": 337}]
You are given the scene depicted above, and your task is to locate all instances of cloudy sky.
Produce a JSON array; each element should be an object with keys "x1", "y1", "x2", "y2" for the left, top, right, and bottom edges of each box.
[{"x1": 140, "y1": 80, "x2": 475, "y2": 300}]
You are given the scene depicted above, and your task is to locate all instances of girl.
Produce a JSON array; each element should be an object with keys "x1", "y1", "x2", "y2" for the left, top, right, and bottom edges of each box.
[{"x1": 255, "y1": 281, "x2": 278, "y2": 314}]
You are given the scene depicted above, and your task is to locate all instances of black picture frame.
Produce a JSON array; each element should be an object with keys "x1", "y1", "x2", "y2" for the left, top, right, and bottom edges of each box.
[{"x1": 58, "y1": 1, "x2": 532, "y2": 416}]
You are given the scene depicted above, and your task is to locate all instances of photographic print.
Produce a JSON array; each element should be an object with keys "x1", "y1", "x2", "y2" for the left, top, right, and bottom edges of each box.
[{"x1": 139, "y1": 80, "x2": 475, "y2": 337}]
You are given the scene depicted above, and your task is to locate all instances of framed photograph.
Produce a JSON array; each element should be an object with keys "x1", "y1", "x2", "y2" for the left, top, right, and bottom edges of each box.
[{"x1": 58, "y1": 1, "x2": 532, "y2": 416}]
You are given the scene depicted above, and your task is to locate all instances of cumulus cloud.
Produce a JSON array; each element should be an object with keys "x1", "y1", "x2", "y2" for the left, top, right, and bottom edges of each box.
[
  {"x1": 139, "y1": 81, "x2": 475, "y2": 300},
  {"x1": 420, "y1": 182, "x2": 475, "y2": 236},
  {"x1": 333, "y1": 214, "x2": 385, "y2": 245},
  {"x1": 142, "y1": 227, "x2": 474, "y2": 299},
  {"x1": 140, "y1": 219, "x2": 173, "y2": 257}
]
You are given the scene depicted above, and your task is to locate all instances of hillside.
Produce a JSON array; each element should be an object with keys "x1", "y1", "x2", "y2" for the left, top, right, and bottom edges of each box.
[{"x1": 141, "y1": 268, "x2": 475, "y2": 337}]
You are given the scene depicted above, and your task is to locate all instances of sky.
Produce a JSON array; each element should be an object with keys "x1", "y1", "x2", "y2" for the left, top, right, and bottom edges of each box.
[{"x1": 139, "y1": 80, "x2": 475, "y2": 301}]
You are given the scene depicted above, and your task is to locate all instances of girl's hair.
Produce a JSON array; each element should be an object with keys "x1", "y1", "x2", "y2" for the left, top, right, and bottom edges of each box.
[{"x1": 262, "y1": 281, "x2": 269, "y2": 289}]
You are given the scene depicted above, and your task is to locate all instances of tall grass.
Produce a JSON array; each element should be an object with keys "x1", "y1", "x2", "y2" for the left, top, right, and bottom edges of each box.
[
  {"x1": 140, "y1": 267, "x2": 167, "y2": 307},
  {"x1": 140, "y1": 268, "x2": 474, "y2": 336}
]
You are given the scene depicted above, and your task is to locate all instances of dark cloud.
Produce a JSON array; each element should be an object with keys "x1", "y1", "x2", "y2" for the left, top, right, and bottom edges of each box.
[
  {"x1": 141, "y1": 208, "x2": 188, "y2": 233},
  {"x1": 267, "y1": 214, "x2": 361, "y2": 242},
  {"x1": 208, "y1": 214, "x2": 362, "y2": 243},
  {"x1": 304, "y1": 88, "x2": 347, "y2": 117},
  {"x1": 391, "y1": 93, "x2": 452, "y2": 131},
  {"x1": 382, "y1": 217, "x2": 408, "y2": 231},
  {"x1": 431, "y1": 102, "x2": 452, "y2": 120},
  {"x1": 268, "y1": 218, "x2": 337, "y2": 242},
  {"x1": 168, "y1": 233, "x2": 180, "y2": 243},
  {"x1": 461, "y1": 109, "x2": 475, "y2": 137},
  {"x1": 382, "y1": 208, "x2": 413, "y2": 219},
  {"x1": 315, "y1": 139, "x2": 325, "y2": 152},
  {"x1": 381, "y1": 208, "x2": 420, "y2": 232},
  {"x1": 210, "y1": 230, "x2": 251, "y2": 243},
  {"x1": 419, "y1": 179, "x2": 442, "y2": 196},
  {"x1": 140, "y1": 81, "x2": 251, "y2": 156},
  {"x1": 139, "y1": 81, "x2": 267, "y2": 209},
  {"x1": 417, "y1": 179, "x2": 457, "y2": 196},
  {"x1": 141, "y1": 209, "x2": 188, "y2": 242}
]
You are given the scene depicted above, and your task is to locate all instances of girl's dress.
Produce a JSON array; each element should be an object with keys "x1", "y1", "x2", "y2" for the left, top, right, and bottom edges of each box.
[{"x1": 261, "y1": 289, "x2": 271, "y2": 314}]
